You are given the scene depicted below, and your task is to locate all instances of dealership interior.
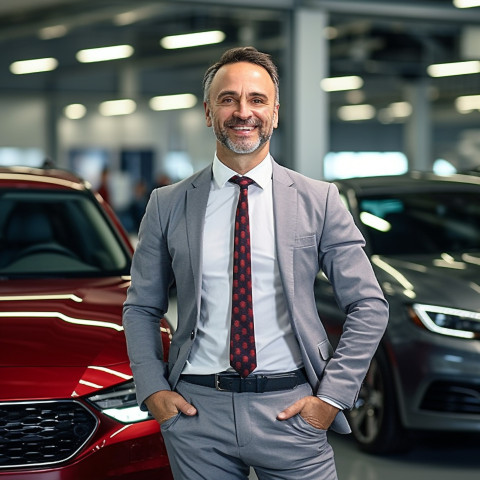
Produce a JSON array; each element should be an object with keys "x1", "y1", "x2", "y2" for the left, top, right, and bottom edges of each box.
[{"x1": 1, "y1": 1, "x2": 480, "y2": 479}]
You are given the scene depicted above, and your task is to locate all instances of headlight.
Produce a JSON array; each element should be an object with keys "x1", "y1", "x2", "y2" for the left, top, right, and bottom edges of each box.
[
  {"x1": 87, "y1": 380, "x2": 152, "y2": 423},
  {"x1": 410, "y1": 304, "x2": 480, "y2": 339}
]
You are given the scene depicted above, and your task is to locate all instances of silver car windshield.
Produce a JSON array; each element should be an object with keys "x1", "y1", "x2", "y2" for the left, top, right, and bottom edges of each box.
[{"x1": 359, "y1": 191, "x2": 480, "y2": 255}]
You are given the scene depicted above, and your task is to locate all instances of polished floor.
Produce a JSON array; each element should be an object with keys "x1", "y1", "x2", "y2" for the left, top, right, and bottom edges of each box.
[
  {"x1": 249, "y1": 431, "x2": 480, "y2": 480},
  {"x1": 166, "y1": 298, "x2": 479, "y2": 480}
]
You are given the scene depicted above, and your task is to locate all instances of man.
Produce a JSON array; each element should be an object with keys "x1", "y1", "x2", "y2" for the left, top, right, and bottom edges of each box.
[{"x1": 123, "y1": 46, "x2": 388, "y2": 480}]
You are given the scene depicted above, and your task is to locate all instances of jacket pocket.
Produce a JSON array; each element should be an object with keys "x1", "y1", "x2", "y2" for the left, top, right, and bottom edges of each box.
[
  {"x1": 294, "y1": 234, "x2": 316, "y2": 249},
  {"x1": 318, "y1": 339, "x2": 334, "y2": 361}
]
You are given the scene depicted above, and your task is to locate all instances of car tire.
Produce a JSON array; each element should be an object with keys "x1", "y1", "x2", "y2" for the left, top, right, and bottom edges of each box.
[{"x1": 347, "y1": 347, "x2": 409, "y2": 454}]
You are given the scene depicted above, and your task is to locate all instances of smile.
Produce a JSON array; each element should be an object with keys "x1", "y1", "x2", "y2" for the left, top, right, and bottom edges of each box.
[{"x1": 229, "y1": 125, "x2": 258, "y2": 135}]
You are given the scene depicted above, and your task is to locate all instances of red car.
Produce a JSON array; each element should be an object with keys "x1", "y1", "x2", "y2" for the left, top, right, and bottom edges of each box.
[{"x1": 0, "y1": 166, "x2": 173, "y2": 479}]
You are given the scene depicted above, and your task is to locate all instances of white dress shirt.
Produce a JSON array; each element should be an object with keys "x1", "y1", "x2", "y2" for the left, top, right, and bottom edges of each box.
[{"x1": 182, "y1": 154, "x2": 303, "y2": 375}]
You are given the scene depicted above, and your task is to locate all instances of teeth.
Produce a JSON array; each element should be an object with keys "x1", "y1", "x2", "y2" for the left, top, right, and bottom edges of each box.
[{"x1": 232, "y1": 126, "x2": 253, "y2": 130}]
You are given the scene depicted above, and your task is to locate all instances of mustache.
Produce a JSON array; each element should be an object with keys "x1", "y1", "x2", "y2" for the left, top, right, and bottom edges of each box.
[{"x1": 224, "y1": 119, "x2": 261, "y2": 127}]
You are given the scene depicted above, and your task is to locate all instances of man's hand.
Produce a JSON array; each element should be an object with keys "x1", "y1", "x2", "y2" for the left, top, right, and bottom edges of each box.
[
  {"x1": 277, "y1": 396, "x2": 339, "y2": 430},
  {"x1": 144, "y1": 390, "x2": 197, "y2": 425}
]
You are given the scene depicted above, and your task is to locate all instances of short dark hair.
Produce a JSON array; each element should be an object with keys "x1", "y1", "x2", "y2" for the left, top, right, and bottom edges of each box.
[{"x1": 203, "y1": 46, "x2": 279, "y2": 105}]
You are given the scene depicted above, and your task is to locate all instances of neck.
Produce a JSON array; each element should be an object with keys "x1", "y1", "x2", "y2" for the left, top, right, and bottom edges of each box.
[{"x1": 216, "y1": 143, "x2": 269, "y2": 175}]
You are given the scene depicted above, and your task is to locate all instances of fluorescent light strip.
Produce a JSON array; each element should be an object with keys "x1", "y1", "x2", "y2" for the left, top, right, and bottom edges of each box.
[
  {"x1": 427, "y1": 60, "x2": 480, "y2": 77},
  {"x1": 38, "y1": 25, "x2": 68, "y2": 39},
  {"x1": 99, "y1": 99, "x2": 136, "y2": 116},
  {"x1": 453, "y1": 0, "x2": 480, "y2": 8},
  {"x1": 114, "y1": 6, "x2": 158, "y2": 26},
  {"x1": 149, "y1": 93, "x2": 198, "y2": 111},
  {"x1": 64, "y1": 104, "x2": 87, "y2": 120},
  {"x1": 338, "y1": 104, "x2": 375, "y2": 121},
  {"x1": 320, "y1": 75, "x2": 364, "y2": 92},
  {"x1": 389, "y1": 101, "x2": 412, "y2": 117},
  {"x1": 160, "y1": 30, "x2": 225, "y2": 49},
  {"x1": 10, "y1": 57, "x2": 58, "y2": 75},
  {"x1": 76, "y1": 45, "x2": 134, "y2": 63},
  {"x1": 455, "y1": 94, "x2": 480, "y2": 112}
]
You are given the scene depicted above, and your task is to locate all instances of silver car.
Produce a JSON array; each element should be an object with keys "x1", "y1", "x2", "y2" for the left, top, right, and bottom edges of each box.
[{"x1": 315, "y1": 172, "x2": 480, "y2": 453}]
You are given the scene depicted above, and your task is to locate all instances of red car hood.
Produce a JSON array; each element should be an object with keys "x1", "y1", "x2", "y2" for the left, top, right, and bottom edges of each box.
[{"x1": 0, "y1": 277, "x2": 133, "y2": 400}]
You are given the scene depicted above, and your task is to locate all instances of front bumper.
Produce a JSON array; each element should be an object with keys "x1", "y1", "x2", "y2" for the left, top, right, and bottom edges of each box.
[
  {"x1": 391, "y1": 324, "x2": 480, "y2": 432},
  {"x1": 0, "y1": 406, "x2": 173, "y2": 480}
]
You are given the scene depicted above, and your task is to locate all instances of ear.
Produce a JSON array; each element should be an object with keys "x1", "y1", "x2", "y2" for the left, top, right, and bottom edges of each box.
[
  {"x1": 204, "y1": 102, "x2": 212, "y2": 127},
  {"x1": 273, "y1": 103, "x2": 280, "y2": 129}
]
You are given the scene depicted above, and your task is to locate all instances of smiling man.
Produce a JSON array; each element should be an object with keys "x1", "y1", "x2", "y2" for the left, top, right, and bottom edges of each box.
[
  {"x1": 123, "y1": 47, "x2": 388, "y2": 480},
  {"x1": 205, "y1": 59, "x2": 279, "y2": 163}
]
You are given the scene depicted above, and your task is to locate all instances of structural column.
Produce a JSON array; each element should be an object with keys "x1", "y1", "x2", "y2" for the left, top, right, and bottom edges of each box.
[
  {"x1": 404, "y1": 79, "x2": 433, "y2": 171},
  {"x1": 292, "y1": 8, "x2": 329, "y2": 179}
]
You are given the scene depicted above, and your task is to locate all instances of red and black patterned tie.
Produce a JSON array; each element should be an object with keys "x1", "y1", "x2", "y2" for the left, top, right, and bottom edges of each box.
[{"x1": 229, "y1": 175, "x2": 256, "y2": 378}]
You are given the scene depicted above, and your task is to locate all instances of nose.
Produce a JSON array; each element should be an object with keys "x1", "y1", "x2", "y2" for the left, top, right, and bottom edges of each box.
[{"x1": 233, "y1": 99, "x2": 252, "y2": 120}]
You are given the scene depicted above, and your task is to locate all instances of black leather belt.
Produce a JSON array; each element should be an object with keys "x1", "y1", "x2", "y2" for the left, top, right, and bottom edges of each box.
[{"x1": 180, "y1": 369, "x2": 307, "y2": 393}]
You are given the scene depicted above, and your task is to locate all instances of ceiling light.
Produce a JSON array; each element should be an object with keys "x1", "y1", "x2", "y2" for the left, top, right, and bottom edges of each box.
[
  {"x1": 9, "y1": 57, "x2": 58, "y2": 75},
  {"x1": 455, "y1": 94, "x2": 480, "y2": 113},
  {"x1": 389, "y1": 101, "x2": 412, "y2": 117},
  {"x1": 149, "y1": 93, "x2": 198, "y2": 111},
  {"x1": 160, "y1": 30, "x2": 225, "y2": 49},
  {"x1": 345, "y1": 90, "x2": 365, "y2": 104},
  {"x1": 427, "y1": 60, "x2": 480, "y2": 77},
  {"x1": 323, "y1": 26, "x2": 339, "y2": 40},
  {"x1": 114, "y1": 11, "x2": 140, "y2": 26},
  {"x1": 64, "y1": 104, "x2": 87, "y2": 120},
  {"x1": 99, "y1": 99, "x2": 136, "y2": 116},
  {"x1": 378, "y1": 101, "x2": 412, "y2": 124},
  {"x1": 38, "y1": 25, "x2": 68, "y2": 39},
  {"x1": 320, "y1": 76, "x2": 364, "y2": 92},
  {"x1": 76, "y1": 45, "x2": 134, "y2": 63},
  {"x1": 453, "y1": 0, "x2": 480, "y2": 8},
  {"x1": 338, "y1": 104, "x2": 375, "y2": 121},
  {"x1": 114, "y1": 6, "x2": 157, "y2": 26}
]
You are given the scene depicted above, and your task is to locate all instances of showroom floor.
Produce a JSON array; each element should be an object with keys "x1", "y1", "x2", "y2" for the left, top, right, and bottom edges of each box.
[
  {"x1": 249, "y1": 431, "x2": 480, "y2": 480},
  {"x1": 167, "y1": 297, "x2": 479, "y2": 480}
]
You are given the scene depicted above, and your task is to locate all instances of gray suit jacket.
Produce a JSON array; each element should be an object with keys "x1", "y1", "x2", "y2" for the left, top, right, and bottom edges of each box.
[{"x1": 123, "y1": 159, "x2": 389, "y2": 434}]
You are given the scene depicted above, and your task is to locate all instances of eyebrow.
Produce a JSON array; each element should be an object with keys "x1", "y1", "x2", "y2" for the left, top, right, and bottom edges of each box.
[{"x1": 217, "y1": 90, "x2": 269, "y2": 101}]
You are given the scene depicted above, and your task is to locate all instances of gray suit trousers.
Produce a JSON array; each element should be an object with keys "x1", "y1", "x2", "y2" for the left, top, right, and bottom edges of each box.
[{"x1": 160, "y1": 381, "x2": 338, "y2": 480}]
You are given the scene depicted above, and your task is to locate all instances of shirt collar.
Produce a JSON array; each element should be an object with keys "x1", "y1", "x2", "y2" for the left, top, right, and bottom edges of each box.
[{"x1": 212, "y1": 153, "x2": 272, "y2": 190}]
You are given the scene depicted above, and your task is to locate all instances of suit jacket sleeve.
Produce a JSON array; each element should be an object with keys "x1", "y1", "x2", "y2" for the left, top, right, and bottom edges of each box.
[
  {"x1": 123, "y1": 188, "x2": 174, "y2": 409},
  {"x1": 316, "y1": 183, "x2": 389, "y2": 408}
]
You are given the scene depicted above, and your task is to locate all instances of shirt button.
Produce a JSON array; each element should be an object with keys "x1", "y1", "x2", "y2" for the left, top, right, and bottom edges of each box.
[{"x1": 190, "y1": 330, "x2": 195, "y2": 340}]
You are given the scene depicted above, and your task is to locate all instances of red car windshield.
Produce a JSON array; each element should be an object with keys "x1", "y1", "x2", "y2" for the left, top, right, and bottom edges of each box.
[{"x1": 0, "y1": 189, "x2": 131, "y2": 277}]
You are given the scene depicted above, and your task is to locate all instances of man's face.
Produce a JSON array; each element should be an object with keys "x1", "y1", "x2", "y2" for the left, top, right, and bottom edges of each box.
[{"x1": 204, "y1": 62, "x2": 279, "y2": 156}]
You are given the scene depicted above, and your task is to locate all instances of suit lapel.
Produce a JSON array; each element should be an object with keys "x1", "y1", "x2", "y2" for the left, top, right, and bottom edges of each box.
[
  {"x1": 184, "y1": 161, "x2": 297, "y2": 313},
  {"x1": 185, "y1": 166, "x2": 212, "y2": 310},
  {"x1": 272, "y1": 162, "x2": 297, "y2": 305}
]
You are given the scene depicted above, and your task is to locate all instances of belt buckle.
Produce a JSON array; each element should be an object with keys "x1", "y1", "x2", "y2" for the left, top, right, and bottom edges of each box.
[{"x1": 215, "y1": 373, "x2": 228, "y2": 391}]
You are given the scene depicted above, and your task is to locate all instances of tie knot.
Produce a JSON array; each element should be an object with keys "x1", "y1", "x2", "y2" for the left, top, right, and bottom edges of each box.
[{"x1": 229, "y1": 175, "x2": 254, "y2": 189}]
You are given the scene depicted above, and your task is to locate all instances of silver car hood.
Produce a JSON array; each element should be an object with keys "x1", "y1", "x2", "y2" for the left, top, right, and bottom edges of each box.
[{"x1": 372, "y1": 252, "x2": 480, "y2": 311}]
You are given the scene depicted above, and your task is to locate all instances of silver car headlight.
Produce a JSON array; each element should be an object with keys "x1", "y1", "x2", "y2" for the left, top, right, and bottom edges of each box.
[
  {"x1": 87, "y1": 380, "x2": 152, "y2": 423},
  {"x1": 411, "y1": 303, "x2": 480, "y2": 339}
]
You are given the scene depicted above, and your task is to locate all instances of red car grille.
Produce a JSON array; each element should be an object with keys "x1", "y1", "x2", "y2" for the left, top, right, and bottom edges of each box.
[{"x1": 0, "y1": 400, "x2": 98, "y2": 469}]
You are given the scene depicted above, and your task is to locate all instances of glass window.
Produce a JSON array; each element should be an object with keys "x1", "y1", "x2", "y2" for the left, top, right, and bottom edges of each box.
[
  {"x1": 358, "y1": 192, "x2": 480, "y2": 255},
  {"x1": 0, "y1": 190, "x2": 130, "y2": 277}
]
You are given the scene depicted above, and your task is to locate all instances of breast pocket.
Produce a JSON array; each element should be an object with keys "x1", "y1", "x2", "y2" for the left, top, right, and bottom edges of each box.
[{"x1": 294, "y1": 234, "x2": 317, "y2": 249}]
